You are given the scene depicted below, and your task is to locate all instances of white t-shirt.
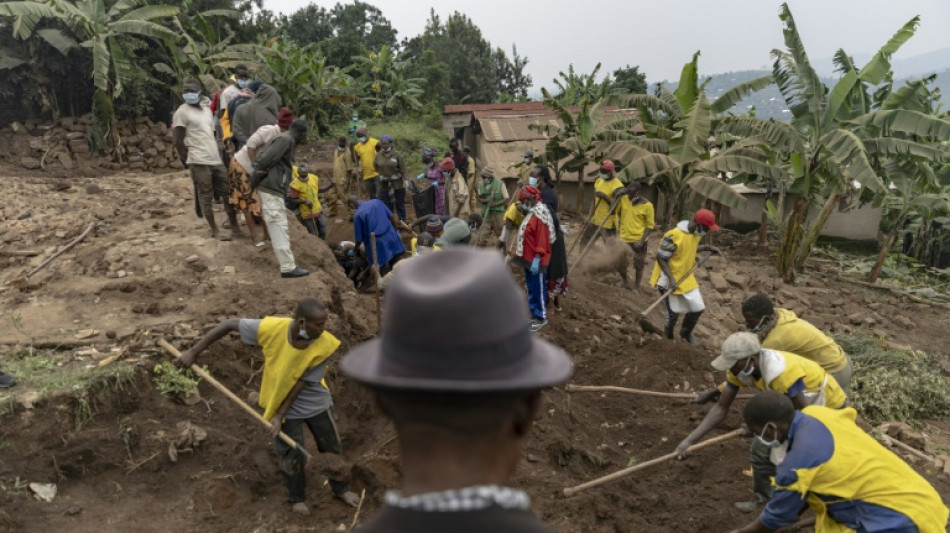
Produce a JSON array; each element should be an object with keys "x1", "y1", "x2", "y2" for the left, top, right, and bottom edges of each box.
[
  {"x1": 218, "y1": 84, "x2": 241, "y2": 115},
  {"x1": 233, "y1": 124, "x2": 281, "y2": 171},
  {"x1": 172, "y1": 103, "x2": 221, "y2": 166}
]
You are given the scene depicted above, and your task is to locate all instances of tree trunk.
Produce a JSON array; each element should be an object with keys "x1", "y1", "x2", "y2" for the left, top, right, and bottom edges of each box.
[
  {"x1": 758, "y1": 187, "x2": 771, "y2": 249},
  {"x1": 575, "y1": 165, "x2": 586, "y2": 214},
  {"x1": 867, "y1": 229, "x2": 898, "y2": 284},
  {"x1": 794, "y1": 192, "x2": 840, "y2": 270},
  {"x1": 777, "y1": 196, "x2": 808, "y2": 282}
]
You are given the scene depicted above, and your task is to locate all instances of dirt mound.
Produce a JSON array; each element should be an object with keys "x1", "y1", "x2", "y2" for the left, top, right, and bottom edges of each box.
[{"x1": 2, "y1": 175, "x2": 950, "y2": 532}]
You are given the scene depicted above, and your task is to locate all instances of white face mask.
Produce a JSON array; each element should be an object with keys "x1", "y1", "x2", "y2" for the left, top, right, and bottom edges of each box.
[
  {"x1": 298, "y1": 326, "x2": 311, "y2": 341},
  {"x1": 337, "y1": 146, "x2": 346, "y2": 152},
  {"x1": 599, "y1": 173, "x2": 609, "y2": 180},
  {"x1": 357, "y1": 136, "x2": 367, "y2": 143},
  {"x1": 442, "y1": 171, "x2": 451, "y2": 179},
  {"x1": 524, "y1": 157, "x2": 532, "y2": 164},
  {"x1": 527, "y1": 177, "x2": 539, "y2": 187},
  {"x1": 755, "y1": 422, "x2": 782, "y2": 448},
  {"x1": 751, "y1": 315, "x2": 770, "y2": 333},
  {"x1": 736, "y1": 357, "x2": 756, "y2": 386},
  {"x1": 383, "y1": 146, "x2": 392, "y2": 153}
]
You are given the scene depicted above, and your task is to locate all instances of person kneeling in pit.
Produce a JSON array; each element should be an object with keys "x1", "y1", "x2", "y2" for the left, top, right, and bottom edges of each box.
[
  {"x1": 177, "y1": 298, "x2": 361, "y2": 515},
  {"x1": 675, "y1": 332, "x2": 848, "y2": 513},
  {"x1": 728, "y1": 391, "x2": 948, "y2": 533}
]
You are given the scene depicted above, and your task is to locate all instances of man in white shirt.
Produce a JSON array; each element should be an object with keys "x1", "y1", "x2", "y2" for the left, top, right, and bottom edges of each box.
[{"x1": 172, "y1": 78, "x2": 240, "y2": 241}]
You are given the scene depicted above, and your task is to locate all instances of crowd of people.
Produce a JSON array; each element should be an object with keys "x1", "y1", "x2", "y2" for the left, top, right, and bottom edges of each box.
[{"x1": 165, "y1": 65, "x2": 948, "y2": 531}]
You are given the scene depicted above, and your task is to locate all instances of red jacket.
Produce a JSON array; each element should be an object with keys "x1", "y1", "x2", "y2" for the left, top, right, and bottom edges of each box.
[{"x1": 519, "y1": 216, "x2": 552, "y2": 266}]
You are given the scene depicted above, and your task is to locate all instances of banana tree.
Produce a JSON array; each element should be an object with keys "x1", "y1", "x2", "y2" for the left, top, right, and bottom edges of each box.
[
  {"x1": 352, "y1": 45, "x2": 424, "y2": 116},
  {"x1": 0, "y1": 0, "x2": 179, "y2": 158},
  {"x1": 608, "y1": 51, "x2": 780, "y2": 224},
  {"x1": 720, "y1": 4, "x2": 950, "y2": 281}
]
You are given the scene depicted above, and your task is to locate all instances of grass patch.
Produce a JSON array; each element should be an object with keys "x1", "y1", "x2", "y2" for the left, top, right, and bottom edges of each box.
[
  {"x1": 0, "y1": 347, "x2": 139, "y2": 422},
  {"x1": 324, "y1": 114, "x2": 450, "y2": 178},
  {"x1": 839, "y1": 334, "x2": 950, "y2": 424}
]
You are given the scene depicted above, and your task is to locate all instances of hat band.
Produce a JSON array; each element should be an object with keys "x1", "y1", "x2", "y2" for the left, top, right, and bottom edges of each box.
[{"x1": 379, "y1": 328, "x2": 534, "y2": 381}]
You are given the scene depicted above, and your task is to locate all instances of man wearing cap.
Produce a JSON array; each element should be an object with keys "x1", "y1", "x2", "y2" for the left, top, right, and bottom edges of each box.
[
  {"x1": 374, "y1": 134, "x2": 408, "y2": 221},
  {"x1": 347, "y1": 196, "x2": 410, "y2": 276},
  {"x1": 509, "y1": 150, "x2": 535, "y2": 185},
  {"x1": 583, "y1": 160, "x2": 624, "y2": 244},
  {"x1": 289, "y1": 164, "x2": 333, "y2": 239},
  {"x1": 353, "y1": 126, "x2": 380, "y2": 199},
  {"x1": 341, "y1": 249, "x2": 572, "y2": 533},
  {"x1": 729, "y1": 391, "x2": 948, "y2": 533},
  {"x1": 649, "y1": 208, "x2": 722, "y2": 347},
  {"x1": 477, "y1": 166, "x2": 509, "y2": 246},
  {"x1": 513, "y1": 186, "x2": 557, "y2": 332},
  {"x1": 441, "y1": 157, "x2": 471, "y2": 219},
  {"x1": 252, "y1": 118, "x2": 311, "y2": 278},
  {"x1": 177, "y1": 298, "x2": 361, "y2": 515},
  {"x1": 676, "y1": 332, "x2": 848, "y2": 513}
]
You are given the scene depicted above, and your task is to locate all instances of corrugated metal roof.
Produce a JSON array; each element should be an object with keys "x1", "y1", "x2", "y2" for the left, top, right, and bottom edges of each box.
[
  {"x1": 479, "y1": 142, "x2": 547, "y2": 179},
  {"x1": 444, "y1": 102, "x2": 546, "y2": 114},
  {"x1": 478, "y1": 115, "x2": 558, "y2": 142}
]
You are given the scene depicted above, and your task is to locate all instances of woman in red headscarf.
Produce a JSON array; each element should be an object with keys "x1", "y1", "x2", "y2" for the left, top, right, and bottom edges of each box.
[{"x1": 512, "y1": 186, "x2": 557, "y2": 332}]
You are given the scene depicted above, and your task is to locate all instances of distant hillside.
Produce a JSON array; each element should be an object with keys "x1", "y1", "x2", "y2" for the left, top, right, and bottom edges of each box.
[{"x1": 658, "y1": 68, "x2": 948, "y2": 121}]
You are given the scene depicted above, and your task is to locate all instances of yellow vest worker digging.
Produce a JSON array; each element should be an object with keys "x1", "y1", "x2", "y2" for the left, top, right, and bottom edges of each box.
[
  {"x1": 591, "y1": 177, "x2": 624, "y2": 229},
  {"x1": 290, "y1": 169, "x2": 323, "y2": 219},
  {"x1": 761, "y1": 405, "x2": 948, "y2": 532},
  {"x1": 257, "y1": 317, "x2": 339, "y2": 420},
  {"x1": 725, "y1": 349, "x2": 847, "y2": 409},
  {"x1": 650, "y1": 221, "x2": 701, "y2": 294},
  {"x1": 764, "y1": 308, "x2": 848, "y2": 373},
  {"x1": 617, "y1": 196, "x2": 655, "y2": 243},
  {"x1": 353, "y1": 138, "x2": 380, "y2": 180}
]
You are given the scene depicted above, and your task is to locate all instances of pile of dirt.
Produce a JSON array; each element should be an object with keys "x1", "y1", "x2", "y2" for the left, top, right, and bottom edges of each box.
[
  {"x1": 2, "y1": 173, "x2": 950, "y2": 532},
  {"x1": 0, "y1": 116, "x2": 179, "y2": 174}
]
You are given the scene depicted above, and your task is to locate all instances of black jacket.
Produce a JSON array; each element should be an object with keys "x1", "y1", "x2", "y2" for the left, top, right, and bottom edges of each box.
[
  {"x1": 355, "y1": 505, "x2": 555, "y2": 533},
  {"x1": 231, "y1": 84, "x2": 281, "y2": 144},
  {"x1": 250, "y1": 131, "x2": 296, "y2": 197}
]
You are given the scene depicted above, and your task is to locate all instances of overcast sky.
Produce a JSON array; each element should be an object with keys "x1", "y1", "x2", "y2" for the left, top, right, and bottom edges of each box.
[{"x1": 265, "y1": 0, "x2": 950, "y2": 87}]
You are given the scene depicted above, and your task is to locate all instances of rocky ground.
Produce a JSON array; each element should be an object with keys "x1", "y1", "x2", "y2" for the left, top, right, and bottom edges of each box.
[{"x1": 2, "y1": 160, "x2": 950, "y2": 532}]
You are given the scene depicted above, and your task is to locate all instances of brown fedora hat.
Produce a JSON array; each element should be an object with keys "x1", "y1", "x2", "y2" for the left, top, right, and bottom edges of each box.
[{"x1": 341, "y1": 249, "x2": 573, "y2": 391}]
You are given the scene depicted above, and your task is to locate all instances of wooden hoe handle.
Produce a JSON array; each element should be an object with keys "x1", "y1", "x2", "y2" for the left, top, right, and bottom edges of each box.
[
  {"x1": 157, "y1": 338, "x2": 311, "y2": 460},
  {"x1": 562, "y1": 428, "x2": 744, "y2": 496}
]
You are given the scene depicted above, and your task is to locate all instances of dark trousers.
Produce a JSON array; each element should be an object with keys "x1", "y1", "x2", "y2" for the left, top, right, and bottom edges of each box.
[
  {"x1": 275, "y1": 410, "x2": 349, "y2": 504},
  {"x1": 378, "y1": 185, "x2": 407, "y2": 221},
  {"x1": 301, "y1": 214, "x2": 327, "y2": 239},
  {"x1": 659, "y1": 288, "x2": 702, "y2": 340},
  {"x1": 364, "y1": 177, "x2": 378, "y2": 200}
]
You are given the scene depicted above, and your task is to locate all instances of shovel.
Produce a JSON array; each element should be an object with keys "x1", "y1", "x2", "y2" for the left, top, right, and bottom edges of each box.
[{"x1": 638, "y1": 252, "x2": 714, "y2": 334}]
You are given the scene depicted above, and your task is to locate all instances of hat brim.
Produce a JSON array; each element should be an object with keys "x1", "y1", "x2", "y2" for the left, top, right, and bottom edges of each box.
[
  {"x1": 340, "y1": 336, "x2": 573, "y2": 392},
  {"x1": 710, "y1": 354, "x2": 734, "y2": 372},
  {"x1": 709, "y1": 223, "x2": 721, "y2": 232}
]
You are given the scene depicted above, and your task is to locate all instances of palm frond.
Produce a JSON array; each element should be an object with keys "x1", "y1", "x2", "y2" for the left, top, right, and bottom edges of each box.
[
  {"x1": 819, "y1": 128, "x2": 883, "y2": 192},
  {"x1": 710, "y1": 74, "x2": 774, "y2": 114},
  {"x1": 686, "y1": 174, "x2": 747, "y2": 209},
  {"x1": 862, "y1": 138, "x2": 950, "y2": 161},
  {"x1": 859, "y1": 16, "x2": 920, "y2": 85},
  {"x1": 36, "y1": 28, "x2": 78, "y2": 55},
  {"x1": 696, "y1": 154, "x2": 789, "y2": 182},
  {"x1": 853, "y1": 110, "x2": 950, "y2": 141}
]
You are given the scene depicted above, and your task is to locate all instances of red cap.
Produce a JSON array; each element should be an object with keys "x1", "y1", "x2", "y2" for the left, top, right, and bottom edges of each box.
[
  {"x1": 440, "y1": 157, "x2": 456, "y2": 171},
  {"x1": 519, "y1": 186, "x2": 541, "y2": 201},
  {"x1": 600, "y1": 160, "x2": 615, "y2": 172},
  {"x1": 694, "y1": 209, "x2": 720, "y2": 232},
  {"x1": 277, "y1": 108, "x2": 295, "y2": 129}
]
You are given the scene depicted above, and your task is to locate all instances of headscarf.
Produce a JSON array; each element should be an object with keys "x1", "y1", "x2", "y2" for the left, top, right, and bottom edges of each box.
[
  {"x1": 422, "y1": 147, "x2": 438, "y2": 158},
  {"x1": 479, "y1": 166, "x2": 495, "y2": 179},
  {"x1": 519, "y1": 185, "x2": 541, "y2": 202},
  {"x1": 380, "y1": 134, "x2": 394, "y2": 144}
]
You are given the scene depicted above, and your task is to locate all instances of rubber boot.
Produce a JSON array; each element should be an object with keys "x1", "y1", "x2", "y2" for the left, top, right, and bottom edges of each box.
[
  {"x1": 664, "y1": 314, "x2": 677, "y2": 340},
  {"x1": 680, "y1": 311, "x2": 703, "y2": 347}
]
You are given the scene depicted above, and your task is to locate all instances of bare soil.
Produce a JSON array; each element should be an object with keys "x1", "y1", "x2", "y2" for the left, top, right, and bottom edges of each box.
[{"x1": 2, "y1": 159, "x2": 949, "y2": 532}]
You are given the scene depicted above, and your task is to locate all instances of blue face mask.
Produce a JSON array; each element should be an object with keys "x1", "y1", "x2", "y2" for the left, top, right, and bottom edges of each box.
[
  {"x1": 182, "y1": 92, "x2": 200, "y2": 105},
  {"x1": 755, "y1": 422, "x2": 782, "y2": 448},
  {"x1": 357, "y1": 136, "x2": 367, "y2": 143},
  {"x1": 599, "y1": 173, "x2": 609, "y2": 180},
  {"x1": 298, "y1": 326, "x2": 311, "y2": 341},
  {"x1": 528, "y1": 177, "x2": 539, "y2": 187},
  {"x1": 236, "y1": 78, "x2": 250, "y2": 89}
]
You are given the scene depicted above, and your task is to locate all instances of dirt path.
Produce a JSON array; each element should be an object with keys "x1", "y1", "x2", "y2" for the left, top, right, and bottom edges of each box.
[{"x1": 2, "y1": 172, "x2": 949, "y2": 532}]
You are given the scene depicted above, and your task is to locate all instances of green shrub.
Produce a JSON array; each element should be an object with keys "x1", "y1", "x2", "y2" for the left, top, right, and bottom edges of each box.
[
  {"x1": 839, "y1": 334, "x2": 950, "y2": 423},
  {"x1": 152, "y1": 362, "x2": 200, "y2": 398}
]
